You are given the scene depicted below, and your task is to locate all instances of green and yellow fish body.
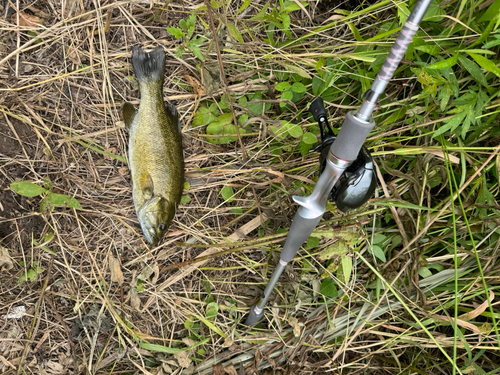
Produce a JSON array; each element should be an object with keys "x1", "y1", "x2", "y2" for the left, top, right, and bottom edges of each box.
[{"x1": 123, "y1": 46, "x2": 184, "y2": 245}]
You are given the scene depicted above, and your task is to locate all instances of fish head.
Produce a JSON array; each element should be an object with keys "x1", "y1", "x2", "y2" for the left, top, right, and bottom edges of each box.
[{"x1": 137, "y1": 195, "x2": 175, "y2": 246}]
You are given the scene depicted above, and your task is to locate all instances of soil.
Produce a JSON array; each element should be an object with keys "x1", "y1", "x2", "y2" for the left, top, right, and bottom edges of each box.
[{"x1": 0, "y1": 117, "x2": 46, "y2": 246}]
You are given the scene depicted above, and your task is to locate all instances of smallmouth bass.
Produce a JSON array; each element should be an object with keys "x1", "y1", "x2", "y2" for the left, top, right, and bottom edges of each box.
[{"x1": 123, "y1": 46, "x2": 184, "y2": 245}]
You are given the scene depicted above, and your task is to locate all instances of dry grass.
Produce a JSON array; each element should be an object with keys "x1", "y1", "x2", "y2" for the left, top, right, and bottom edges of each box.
[{"x1": 1, "y1": 0, "x2": 500, "y2": 374}]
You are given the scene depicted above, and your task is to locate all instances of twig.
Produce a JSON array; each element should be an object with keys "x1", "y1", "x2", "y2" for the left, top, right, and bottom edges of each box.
[
  {"x1": 160, "y1": 234, "x2": 285, "y2": 272},
  {"x1": 204, "y1": 0, "x2": 248, "y2": 161},
  {"x1": 17, "y1": 259, "x2": 53, "y2": 375}
]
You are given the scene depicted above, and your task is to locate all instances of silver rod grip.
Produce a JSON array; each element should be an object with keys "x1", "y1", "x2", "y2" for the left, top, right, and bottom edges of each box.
[{"x1": 330, "y1": 111, "x2": 375, "y2": 162}]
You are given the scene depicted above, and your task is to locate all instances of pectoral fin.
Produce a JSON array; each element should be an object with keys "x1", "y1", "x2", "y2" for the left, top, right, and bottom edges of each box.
[
  {"x1": 122, "y1": 102, "x2": 137, "y2": 129},
  {"x1": 141, "y1": 174, "x2": 155, "y2": 199}
]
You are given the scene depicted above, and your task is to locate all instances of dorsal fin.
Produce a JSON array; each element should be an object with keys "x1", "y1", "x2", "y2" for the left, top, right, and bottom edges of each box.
[
  {"x1": 165, "y1": 101, "x2": 181, "y2": 133},
  {"x1": 122, "y1": 102, "x2": 137, "y2": 129}
]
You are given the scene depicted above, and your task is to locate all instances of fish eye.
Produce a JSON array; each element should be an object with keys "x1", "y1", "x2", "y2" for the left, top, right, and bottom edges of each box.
[{"x1": 158, "y1": 223, "x2": 165, "y2": 231}]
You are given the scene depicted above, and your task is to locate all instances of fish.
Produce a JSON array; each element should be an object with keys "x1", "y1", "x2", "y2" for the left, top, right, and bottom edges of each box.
[{"x1": 123, "y1": 46, "x2": 184, "y2": 246}]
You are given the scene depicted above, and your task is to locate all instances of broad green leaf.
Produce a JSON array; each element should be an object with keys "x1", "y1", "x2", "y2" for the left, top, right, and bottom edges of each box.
[
  {"x1": 397, "y1": 2, "x2": 410, "y2": 24},
  {"x1": 291, "y1": 82, "x2": 306, "y2": 93},
  {"x1": 192, "y1": 107, "x2": 218, "y2": 127},
  {"x1": 418, "y1": 267, "x2": 433, "y2": 278},
  {"x1": 205, "y1": 302, "x2": 219, "y2": 319},
  {"x1": 282, "y1": 0, "x2": 308, "y2": 12},
  {"x1": 347, "y1": 22, "x2": 363, "y2": 41},
  {"x1": 210, "y1": 0, "x2": 224, "y2": 8},
  {"x1": 467, "y1": 53, "x2": 500, "y2": 79},
  {"x1": 27, "y1": 269, "x2": 37, "y2": 282},
  {"x1": 433, "y1": 111, "x2": 467, "y2": 138},
  {"x1": 478, "y1": 0, "x2": 500, "y2": 22},
  {"x1": 423, "y1": 0, "x2": 445, "y2": 22},
  {"x1": 236, "y1": 0, "x2": 251, "y2": 15},
  {"x1": 483, "y1": 36, "x2": 500, "y2": 49},
  {"x1": 249, "y1": 1, "x2": 269, "y2": 20},
  {"x1": 279, "y1": 63, "x2": 311, "y2": 79},
  {"x1": 371, "y1": 245, "x2": 386, "y2": 262},
  {"x1": 312, "y1": 76, "x2": 324, "y2": 96},
  {"x1": 46, "y1": 192, "x2": 82, "y2": 210},
  {"x1": 221, "y1": 185, "x2": 235, "y2": 202},
  {"x1": 166, "y1": 26, "x2": 185, "y2": 39},
  {"x1": 10, "y1": 181, "x2": 47, "y2": 197},
  {"x1": 181, "y1": 195, "x2": 191, "y2": 205},
  {"x1": 310, "y1": 230, "x2": 358, "y2": 241},
  {"x1": 321, "y1": 261, "x2": 339, "y2": 279},
  {"x1": 275, "y1": 82, "x2": 291, "y2": 91},
  {"x1": 184, "y1": 316, "x2": 195, "y2": 330},
  {"x1": 280, "y1": 90, "x2": 294, "y2": 107},
  {"x1": 339, "y1": 254, "x2": 352, "y2": 285},
  {"x1": 298, "y1": 141, "x2": 310, "y2": 156},
  {"x1": 186, "y1": 12, "x2": 196, "y2": 38},
  {"x1": 372, "y1": 233, "x2": 386, "y2": 245},
  {"x1": 306, "y1": 236, "x2": 320, "y2": 248},
  {"x1": 227, "y1": 22, "x2": 244, "y2": 43},
  {"x1": 284, "y1": 121, "x2": 303, "y2": 138},
  {"x1": 320, "y1": 279, "x2": 338, "y2": 298},
  {"x1": 281, "y1": 13, "x2": 291, "y2": 31},
  {"x1": 414, "y1": 45, "x2": 440, "y2": 56},
  {"x1": 318, "y1": 240, "x2": 348, "y2": 260},
  {"x1": 426, "y1": 54, "x2": 458, "y2": 70},
  {"x1": 242, "y1": 92, "x2": 268, "y2": 114},
  {"x1": 302, "y1": 132, "x2": 317, "y2": 144}
]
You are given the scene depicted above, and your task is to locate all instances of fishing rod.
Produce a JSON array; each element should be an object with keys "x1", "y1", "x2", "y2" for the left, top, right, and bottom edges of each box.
[{"x1": 245, "y1": 0, "x2": 433, "y2": 326}]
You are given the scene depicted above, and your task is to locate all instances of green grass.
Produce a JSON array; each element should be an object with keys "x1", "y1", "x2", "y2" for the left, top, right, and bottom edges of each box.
[{"x1": 1, "y1": 0, "x2": 500, "y2": 373}]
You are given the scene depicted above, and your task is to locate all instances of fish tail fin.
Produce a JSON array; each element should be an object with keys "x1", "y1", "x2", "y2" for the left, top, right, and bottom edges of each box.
[{"x1": 131, "y1": 46, "x2": 165, "y2": 84}]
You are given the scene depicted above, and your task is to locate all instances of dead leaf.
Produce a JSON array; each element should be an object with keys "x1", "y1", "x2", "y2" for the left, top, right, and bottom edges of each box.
[
  {"x1": 109, "y1": 254, "x2": 124, "y2": 285},
  {"x1": 67, "y1": 47, "x2": 82, "y2": 66},
  {"x1": 183, "y1": 74, "x2": 205, "y2": 96},
  {"x1": 213, "y1": 364, "x2": 225, "y2": 375},
  {"x1": 223, "y1": 336, "x2": 233, "y2": 347},
  {"x1": 174, "y1": 351, "x2": 191, "y2": 368},
  {"x1": 288, "y1": 316, "x2": 301, "y2": 337},
  {"x1": 224, "y1": 364, "x2": 238, "y2": 375},
  {"x1": 46, "y1": 360, "x2": 64, "y2": 374},
  {"x1": 182, "y1": 337, "x2": 196, "y2": 347},
  {"x1": 162, "y1": 362, "x2": 173, "y2": 374},
  {"x1": 151, "y1": 263, "x2": 159, "y2": 285},
  {"x1": 0, "y1": 246, "x2": 14, "y2": 271},
  {"x1": 201, "y1": 64, "x2": 221, "y2": 96},
  {"x1": 129, "y1": 287, "x2": 141, "y2": 310},
  {"x1": 459, "y1": 290, "x2": 494, "y2": 321},
  {"x1": 26, "y1": 6, "x2": 51, "y2": 19},
  {"x1": 12, "y1": 12, "x2": 44, "y2": 27},
  {"x1": 431, "y1": 314, "x2": 481, "y2": 334}
]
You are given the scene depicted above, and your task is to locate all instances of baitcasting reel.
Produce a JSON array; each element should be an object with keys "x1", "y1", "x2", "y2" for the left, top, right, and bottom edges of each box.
[{"x1": 308, "y1": 97, "x2": 376, "y2": 212}]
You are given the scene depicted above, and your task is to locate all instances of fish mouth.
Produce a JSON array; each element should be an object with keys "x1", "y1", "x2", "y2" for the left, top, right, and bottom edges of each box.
[{"x1": 137, "y1": 196, "x2": 168, "y2": 246}]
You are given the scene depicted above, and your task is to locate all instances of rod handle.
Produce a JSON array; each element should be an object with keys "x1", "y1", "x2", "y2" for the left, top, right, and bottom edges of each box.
[
  {"x1": 281, "y1": 213, "x2": 322, "y2": 262},
  {"x1": 330, "y1": 111, "x2": 375, "y2": 162},
  {"x1": 244, "y1": 304, "x2": 265, "y2": 326}
]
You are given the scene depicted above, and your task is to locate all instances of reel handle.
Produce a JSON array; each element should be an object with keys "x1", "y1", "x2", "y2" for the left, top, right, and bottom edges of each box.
[{"x1": 309, "y1": 97, "x2": 327, "y2": 122}]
